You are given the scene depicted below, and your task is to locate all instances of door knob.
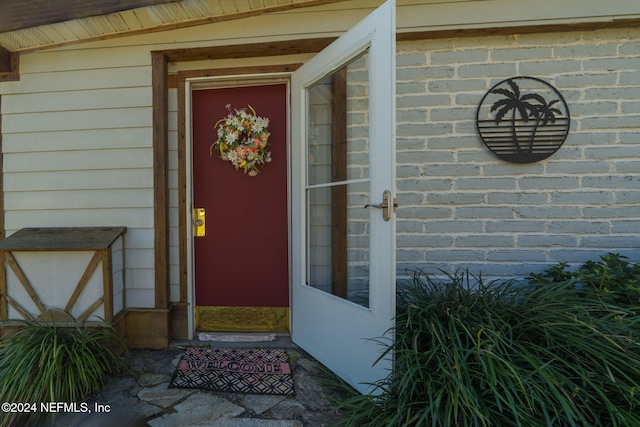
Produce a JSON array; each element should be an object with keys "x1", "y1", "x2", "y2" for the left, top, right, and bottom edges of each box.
[
  {"x1": 193, "y1": 208, "x2": 205, "y2": 236},
  {"x1": 364, "y1": 190, "x2": 397, "y2": 221}
]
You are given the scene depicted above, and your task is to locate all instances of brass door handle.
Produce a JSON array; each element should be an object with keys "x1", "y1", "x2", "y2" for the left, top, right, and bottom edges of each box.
[
  {"x1": 193, "y1": 208, "x2": 205, "y2": 236},
  {"x1": 364, "y1": 190, "x2": 397, "y2": 221}
]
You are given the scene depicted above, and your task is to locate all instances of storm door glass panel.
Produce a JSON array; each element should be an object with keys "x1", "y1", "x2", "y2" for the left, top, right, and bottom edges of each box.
[{"x1": 306, "y1": 51, "x2": 370, "y2": 307}]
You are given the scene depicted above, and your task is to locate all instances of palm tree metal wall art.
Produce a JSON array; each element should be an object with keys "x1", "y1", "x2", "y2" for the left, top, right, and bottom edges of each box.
[{"x1": 476, "y1": 76, "x2": 570, "y2": 163}]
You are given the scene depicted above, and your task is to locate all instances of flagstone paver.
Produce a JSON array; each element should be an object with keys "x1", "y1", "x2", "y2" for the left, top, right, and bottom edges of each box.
[
  {"x1": 137, "y1": 382, "x2": 196, "y2": 408},
  {"x1": 240, "y1": 394, "x2": 288, "y2": 415},
  {"x1": 32, "y1": 341, "x2": 347, "y2": 427},
  {"x1": 268, "y1": 400, "x2": 307, "y2": 419},
  {"x1": 209, "y1": 419, "x2": 304, "y2": 427},
  {"x1": 292, "y1": 369, "x2": 333, "y2": 411},
  {"x1": 138, "y1": 373, "x2": 172, "y2": 387},
  {"x1": 147, "y1": 392, "x2": 245, "y2": 426}
]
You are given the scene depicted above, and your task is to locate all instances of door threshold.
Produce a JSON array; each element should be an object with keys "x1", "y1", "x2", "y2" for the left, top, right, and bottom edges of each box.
[
  {"x1": 172, "y1": 332, "x2": 295, "y2": 349},
  {"x1": 195, "y1": 306, "x2": 290, "y2": 333}
]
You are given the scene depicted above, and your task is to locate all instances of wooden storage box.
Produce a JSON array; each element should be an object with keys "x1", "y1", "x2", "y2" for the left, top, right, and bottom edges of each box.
[{"x1": 0, "y1": 227, "x2": 126, "y2": 326}]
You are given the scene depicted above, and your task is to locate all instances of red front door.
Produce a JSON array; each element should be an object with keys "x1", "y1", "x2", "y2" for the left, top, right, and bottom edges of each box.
[{"x1": 191, "y1": 84, "x2": 289, "y2": 329}]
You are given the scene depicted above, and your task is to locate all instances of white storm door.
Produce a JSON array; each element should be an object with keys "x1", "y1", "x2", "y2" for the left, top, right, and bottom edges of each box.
[{"x1": 290, "y1": 0, "x2": 396, "y2": 394}]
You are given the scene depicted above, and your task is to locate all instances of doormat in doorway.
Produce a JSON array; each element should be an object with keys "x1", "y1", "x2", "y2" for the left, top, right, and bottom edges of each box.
[{"x1": 169, "y1": 346, "x2": 294, "y2": 395}]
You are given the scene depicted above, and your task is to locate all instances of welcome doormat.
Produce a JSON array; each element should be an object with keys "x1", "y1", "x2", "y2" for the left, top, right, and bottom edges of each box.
[{"x1": 169, "y1": 346, "x2": 294, "y2": 395}]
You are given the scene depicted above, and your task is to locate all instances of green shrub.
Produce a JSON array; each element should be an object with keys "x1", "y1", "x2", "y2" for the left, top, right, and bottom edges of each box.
[
  {"x1": 0, "y1": 319, "x2": 127, "y2": 427},
  {"x1": 528, "y1": 253, "x2": 640, "y2": 309},
  {"x1": 336, "y1": 269, "x2": 640, "y2": 427}
]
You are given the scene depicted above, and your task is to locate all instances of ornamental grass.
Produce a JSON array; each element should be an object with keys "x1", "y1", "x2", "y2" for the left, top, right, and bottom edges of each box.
[
  {"x1": 0, "y1": 319, "x2": 127, "y2": 427},
  {"x1": 336, "y1": 262, "x2": 640, "y2": 426}
]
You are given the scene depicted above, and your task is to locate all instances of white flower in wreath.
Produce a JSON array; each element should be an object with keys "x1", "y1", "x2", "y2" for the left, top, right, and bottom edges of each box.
[{"x1": 210, "y1": 105, "x2": 272, "y2": 177}]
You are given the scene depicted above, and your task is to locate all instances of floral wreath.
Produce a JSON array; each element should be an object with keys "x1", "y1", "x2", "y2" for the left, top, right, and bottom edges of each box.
[{"x1": 210, "y1": 104, "x2": 271, "y2": 176}]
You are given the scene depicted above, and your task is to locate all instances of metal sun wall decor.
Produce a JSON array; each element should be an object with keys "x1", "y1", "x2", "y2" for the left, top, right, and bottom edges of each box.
[{"x1": 476, "y1": 76, "x2": 570, "y2": 163}]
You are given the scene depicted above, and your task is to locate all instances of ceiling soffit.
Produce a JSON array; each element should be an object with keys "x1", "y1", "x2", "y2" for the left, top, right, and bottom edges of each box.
[{"x1": 0, "y1": 0, "x2": 343, "y2": 52}]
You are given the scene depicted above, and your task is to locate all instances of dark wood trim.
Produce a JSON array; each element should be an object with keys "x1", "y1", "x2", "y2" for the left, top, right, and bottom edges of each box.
[
  {"x1": 120, "y1": 307, "x2": 171, "y2": 349},
  {"x1": 175, "y1": 64, "x2": 302, "y2": 307},
  {"x1": 160, "y1": 38, "x2": 336, "y2": 63},
  {"x1": 176, "y1": 71, "x2": 188, "y2": 304},
  {"x1": 64, "y1": 252, "x2": 102, "y2": 313},
  {"x1": 102, "y1": 248, "x2": 114, "y2": 322},
  {"x1": 0, "y1": 52, "x2": 19, "y2": 82},
  {"x1": 0, "y1": 256, "x2": 5, "y2": 320},
  {"x1": 0, "y1": 0, "x2": 176, "y2": 33},
  {"x1": 152, "y1": 51, "x2": 170, "y2": 310},
  {"x1": 330, "y1": 67, "x2": 348, "y2": 299},
  {"x1": 167, "y1": 74, "x2": 178, "y2": 90},
  {"x1": 0, "y1": 46, "x2": 10, "y2": 73},
  {"x1": 397, "y1": 17, "x2": 640, "y2": 42},
  {"x1": 0, "y1": 97, "x2": 4, "y2": 319},
  {"x1": 170, "y1": 302, "x2": 189, "y2": 339},
  {"x1": 0, "y1": 94, "x2": 4, "y2": 242},
  {"x1": 176, "y1": 64, "x2": 302, "y2": 81}
]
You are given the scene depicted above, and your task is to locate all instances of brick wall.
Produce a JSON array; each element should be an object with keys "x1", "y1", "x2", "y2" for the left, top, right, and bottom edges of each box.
[{"x1": 396, "y1": 28, "x2": 640, "y2": 278}]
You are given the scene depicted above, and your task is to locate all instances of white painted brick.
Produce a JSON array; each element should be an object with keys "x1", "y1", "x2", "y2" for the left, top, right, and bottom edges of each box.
[
  {"x1": 615, "y1": 159, "x2": 640, "y2": 174},
  {"x1": 456, "y1": 177, "x2": 517, "y2": 190},
  {"x1": 518, "y1": 235, "x2": 578, "y2": 247},
  {"x1": 395, "y1": 28, "x2": 639, "y2": 280},
  {"x1": 396, "y1": 138, "x2": 426, "y2": 151},
  {"x1": 620, "y1": 132, "x2": 640, "y2": 144},
  {"x1": 570, "y1": 101, "x2": 618, "y2": 116},
  {"x1": 396, "y1": 192, "x2": 424, "y2": 205},
  {"x1": 457, "y1": 63, "x2": 517, "y2": 78},
  {"x1": 398, "y1": 206, "x2": 453, "y2": 219},
  {"x1": 547, "y1": 221, "x2": 610, "y2": 234},
  {"x1": 486, "y1": 249, "x2": 548, "y2": 262},
  {"x1": 456, "y1": 235, "x2": 514, "y2": 247},
  {"x1": 491, "y1": 47, "x2": 553, "y2": 61},
  {"x1": 396, "y1": 53, "x2": 427, "y2": 67},
  {"x1": 584, "y1": 87, "x2": 640, "y2": 101},
  {"x1": 426, "y1": 250, "x2": 485, "y2": 262},
  {"x1": 513, "y1": 206, "x2": 581, "y2": 219},
  {"x1": 612, "y1": 221, "x2": 640, "y2": 233},
  {"x1": 455, "y1": 206, "x2": 515, "y2": 219},
  {"x1": 427, "y1": 79, "x2": 487, "y2": 93},
  {"x1": 518, "y1": 177, "x2": 580, "y2": 190},
  {"x1": 424, "y1": 220, "x2": 483, "y2": 233},
  {"x1": 397, "y1": 221, "x2": 424, "y2": 233},
  {"x1": 555, "y1": 44, "x2": 618, "y2": 57},
  {"x1": 545, "y1": 161, "x2": 611, "y2": 174},
  {"x1": 581, "y1": 175, "x2": 640, "y2": 188},
  {"x1": 584, "y1": 58, "x2": 639, "y2": 72},
  {"x1": 485, "y1": 220, "x2": 546, "y2": 233},
  {"x1": 549, "y1": 191, "x2": 614, "y2": 205},
  {"x1": 483, "y1": 163, "x2": 545, "y2": 176},
  {"x1": 430, "y1": 49, "x2": 489, "y2": 64},
  {"x1": 487, "y1": 192, "x2": 548, "y2": 205},
  {"x1": 398, "y1": 67, "x2": 448, "y2": 81},
  {"x1": 580, "y1": 236, "x2": 639, "y2": 248},
  {"x1": 424, "y1": 164, "x2": 481, "y2": 176},
  {"x1": 520, "y1": 60, "x2": 582, "y2": 76},
  {"x1": 427, "y1": 193, "x2": 486, "y2": 205},
  {"x1": 582, "y1": 206, "x2": 639, "y2": 219},
  {"x1": 582, "y1": 116, "x2": 640, "y2": 130},
  {"x1": 615, "y1": 190, "x2": 640, "y2": 204},
  {"x1": 397, "y1": 94, "x2": 451, "y2": 108}
]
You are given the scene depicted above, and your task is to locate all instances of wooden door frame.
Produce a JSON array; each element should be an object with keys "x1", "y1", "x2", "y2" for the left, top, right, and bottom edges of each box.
[
  {"x1": 183, "y1": 74, "x2": 293, "y2": 338},
  {"x1": 149, "y1": 39, "x2": 335, "y2": 342}
]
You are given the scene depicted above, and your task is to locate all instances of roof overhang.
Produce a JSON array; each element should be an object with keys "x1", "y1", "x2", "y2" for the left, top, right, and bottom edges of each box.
[{"x1": 0, "y1": 0, "x2": 346, "y2": 53}]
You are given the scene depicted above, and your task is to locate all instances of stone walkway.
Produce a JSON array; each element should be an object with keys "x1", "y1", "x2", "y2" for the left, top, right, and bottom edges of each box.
[{"x1": 37, "y1": 339, "x2": 347, "y2": 427}]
